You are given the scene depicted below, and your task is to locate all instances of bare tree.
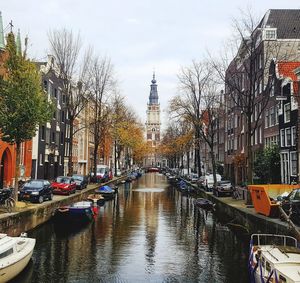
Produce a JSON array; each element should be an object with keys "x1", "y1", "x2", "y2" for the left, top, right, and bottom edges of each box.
[
  {"x1": 48, "y1": 28, "x2": 91, "y2": 176},
  {"x1": 169, "y1": 60, "x2": 213, "y2": 177},
  {"x1": 88, "y1": 55, "x2": 114, "y2": 180}
]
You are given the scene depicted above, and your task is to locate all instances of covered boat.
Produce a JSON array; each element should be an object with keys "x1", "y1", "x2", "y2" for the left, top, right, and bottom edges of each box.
[
  {"x1": 95, "y1": 185, "x2": 117, "y2": 200},
  {"x1": 54, "y1": 201, "x2": 95, "y2": 224},
  {"x1": 249, "y1": 234, "x2": 300, "y2": 283},
  {"x1": 0, "y1": 233, "x2": 35, "y2": 282},
  {"x1": 194, "y1": 198, "x2": 215, "y2": 211}
]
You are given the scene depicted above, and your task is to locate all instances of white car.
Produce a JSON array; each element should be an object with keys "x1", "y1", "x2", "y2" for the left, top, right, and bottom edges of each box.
[{"x1": 204, "y1": 174, "x2": 221, "y2": 190}]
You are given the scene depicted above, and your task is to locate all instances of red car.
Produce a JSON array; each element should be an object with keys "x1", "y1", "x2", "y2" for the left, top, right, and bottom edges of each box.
[{"x1": 51, "y1": 176, "x2": 77, "y2": 195}]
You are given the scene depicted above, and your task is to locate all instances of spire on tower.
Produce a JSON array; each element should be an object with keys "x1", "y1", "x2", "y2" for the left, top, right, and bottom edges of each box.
[
  {"x1": 0, "y1": 12, "x2": 5, "y2": 50},
  {"x1": 149, "y1": 72, "x2": 159, "y2": 105}
]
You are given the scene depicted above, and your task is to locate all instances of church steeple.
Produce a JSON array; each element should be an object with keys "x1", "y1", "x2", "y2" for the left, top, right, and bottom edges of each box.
[
  {"x1": 149, "y1": 72, "x2": 159, "y2": 105},
  {"x1": 0, "y1": 12, "x2": 5, "y2": 50}
]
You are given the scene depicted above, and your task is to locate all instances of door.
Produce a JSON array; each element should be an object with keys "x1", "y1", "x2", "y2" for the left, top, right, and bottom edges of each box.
[{"x1": 281, "y1": 152, "x2": 289, "y2": 184}]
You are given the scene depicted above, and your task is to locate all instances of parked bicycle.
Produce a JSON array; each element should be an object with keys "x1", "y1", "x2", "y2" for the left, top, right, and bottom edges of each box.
[{"x1": 0, "y1": 187, "x2": 15, "y2": 213}]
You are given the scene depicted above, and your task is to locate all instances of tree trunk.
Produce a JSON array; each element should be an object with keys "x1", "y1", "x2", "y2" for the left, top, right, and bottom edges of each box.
[
  {"x1": 195, "y1": 128, "x2": 202, "y2": 177},
  {"x1": 13, "y1": 142, "x2": 21, "y2": 203},
  {"x1": 68, "y1": 116, "x2": 74, "y2": 176},
  {"x1": 210, "y1": 148, "x2": 217, "y2": 187},
  {"x1": 114, "y1": 140, "x2": 117, "y2": 176},
  {"x1": 93, "y1": 139, "x2": 99, "y2": 181},
  {"x1": 246, "y1": 117, "x2": 253, "y2": 184}
]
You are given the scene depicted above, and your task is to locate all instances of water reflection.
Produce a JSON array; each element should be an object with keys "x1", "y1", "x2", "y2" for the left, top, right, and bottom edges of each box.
[{"x1": 12, "y1": 173, "x2": 249, "y2": 283}]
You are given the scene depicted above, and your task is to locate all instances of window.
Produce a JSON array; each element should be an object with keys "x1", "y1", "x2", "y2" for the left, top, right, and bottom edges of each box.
[
  {"x1": 41, "y1": 126, "x2": 45, "y2": 141},
  {"x1": 291, "y1": 152, "x2": 297, "y2": 176},
  {"x1": 52, "y1": 132, "x2": 55, "y2": 143},
  {"x1": 53, "y1": 111, "x2": 56, "y2": 120},
  {"x1": 265, "y1": 109, "x2": 269, "y2": 128},
  {"x1": 43, "y1": 80, "x2": 48, "y2": 91},
  {"x1": 269, "y1": 106, "x2": 275, "y2": 127},
  {"x1": 39, "y1": 154, "x2": 43, "y2": 166},
  {"x1": 291, "y1": 126, "x2": 296, "y2": 146},
  {"x1": 62, "y1": 94, "x2": 66, "y2": 103},
  {"x1": 60, "y1": 132, "x2": 64, "y2": 145},
  {"x1": 54, "y1": 88, "x2": 57, "y2": 98},
  {"x1": 270, "y1": 79, "x2": 274, "y2": 97},
  {"x1": 61, "y1": 111, "x2": 65, "y2": 123},
  {"x1": 280, "y1": 129, "x2": 285, "y2": 147},
  {"x1": 265, "y1": 29, "x2": 277, "y2": 40},
  {"x1": 275, "y1": 106, "x2": 279, "y2": 124},
  {"x1": 284, "y1": 103, "x2": 291, "y2": 123},
  {"x1": 0, "y1": 248, "x2": 13, "y2": 259},
  {"x1": 285, "y1": 128, "x2": 291, "y2": 147}
]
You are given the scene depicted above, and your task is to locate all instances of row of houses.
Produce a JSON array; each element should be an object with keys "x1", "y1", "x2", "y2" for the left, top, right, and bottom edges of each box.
[
  {"x1": 174, "y1": 9, "x2": 300, "y2": 185},
  {"x1": 212, "y1": 9, "x2": 300, "y2": 185},
  {"x1": 0, "y1": 14, "x2": 128, "y2": 188}
]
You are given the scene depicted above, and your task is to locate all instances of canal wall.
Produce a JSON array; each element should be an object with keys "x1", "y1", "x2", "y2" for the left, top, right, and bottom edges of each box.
[
  {"x1": 194, "y1": 185, "x2": 296, "y2": 238},
  {"x1": 0, "y1": 179, "x2": 121, "y2": 236}
]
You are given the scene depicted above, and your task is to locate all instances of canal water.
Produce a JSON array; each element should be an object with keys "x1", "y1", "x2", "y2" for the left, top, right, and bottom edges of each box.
[{"x1": 12, "y1": 173, "x2": 249, "y2": 283}]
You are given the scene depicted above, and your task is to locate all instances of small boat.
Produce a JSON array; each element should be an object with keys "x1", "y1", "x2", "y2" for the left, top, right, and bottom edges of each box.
[
  {"x1": 194, "y1": 198, "x2": 215, "y2": 211},
  {"x1": 249, "y1": 234, "x2": 300, "y2": 283},
  {"x1": 95, "y1": 185, "x2": 117, "y2": 200},
  {"x1": 87, "y1": 193, "x2": 105, "y2": 206},
  {"x1": 54, "y1": 201, "x2": 95, "y2": 224},
  {"x1": 0, "y1": 233, "x2": 35, "y2": 282}
]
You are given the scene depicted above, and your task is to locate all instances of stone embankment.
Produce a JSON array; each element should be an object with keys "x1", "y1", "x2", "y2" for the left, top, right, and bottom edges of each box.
[
  {"x1": 188, "y1": 180, "x2": 298, "y2": 238},
  {"x1": 0, "y1": 178, "x2": 122, "y2": 236}
]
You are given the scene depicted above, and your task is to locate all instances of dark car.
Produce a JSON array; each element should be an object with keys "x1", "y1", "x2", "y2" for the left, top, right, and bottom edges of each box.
[
  {"x1": 72, "y1": 174, "x2": 88, "y2": 190},
  {"x1": 18, "y1": 179, "x2": 53, "y2": 203},
  {"x1": 280, "y1": 188, "x2": 300, "y2": 224},
  {"x1": 213, "y1": 180, "x2": 233, "y2": 197}
]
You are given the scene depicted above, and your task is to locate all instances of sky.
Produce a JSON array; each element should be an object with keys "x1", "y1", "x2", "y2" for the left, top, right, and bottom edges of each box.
[{"x1": 2, "y1": 0, "x2": 300, "y2": 131}]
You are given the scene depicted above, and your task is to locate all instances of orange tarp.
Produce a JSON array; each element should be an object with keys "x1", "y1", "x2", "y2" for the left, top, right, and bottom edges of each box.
[{"x1": 248, "y1": 184, "x2": 298, "y2": 217}]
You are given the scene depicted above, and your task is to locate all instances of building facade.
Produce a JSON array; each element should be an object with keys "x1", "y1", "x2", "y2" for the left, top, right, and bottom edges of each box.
[{"x1": 31, "y1": 55, "x2": 69, "y2": 180}]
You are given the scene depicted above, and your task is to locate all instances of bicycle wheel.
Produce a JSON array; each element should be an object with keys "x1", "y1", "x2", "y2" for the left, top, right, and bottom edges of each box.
[{"x1": 5, "y1": 198, "x2": 15, "y2": 213}]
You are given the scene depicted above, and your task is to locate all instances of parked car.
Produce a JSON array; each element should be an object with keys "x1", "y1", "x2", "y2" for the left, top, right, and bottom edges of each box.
[
  {"x1": 188, "y1": 173, "x2": 199, "y2": 183},
  {"x1": 18, "y1": 180, "x2": 53, "y2": 203},
  {"x1": 72, "y1": 174, "x2": 88, "y2": 190},
  {"x1": 51, "y1": 176, "x2": 77, "y2": 195},
  {"x1": 90, "y1": 165, "x2": 110, "y2": 183},
  {"x1": 280, "y1": 188, "x2": 300, "y2": 224},
  {"x1": 115, "y1": 169, "x2": 122, "y2": 177},
  {"x1": 204, "y1": 174, "x2": 222, "y2": 191},
  {"x1": 213, "y1": 180, "x2": 233, "y2": 197}
]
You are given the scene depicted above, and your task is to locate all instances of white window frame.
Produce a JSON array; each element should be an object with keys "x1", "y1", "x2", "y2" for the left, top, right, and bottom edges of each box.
[
  {"x1": 285, "y1": 128, "x2": 291, "y2": 147},
  {"x1": 290, "y1": 151, "x2": 297, "y2": 176},
  {"x1": 291, "y1": 126, "x2": 296, "y2": 146},
  {"x1": 280, "y1": 129, "x2": 285, "y2": 147}
]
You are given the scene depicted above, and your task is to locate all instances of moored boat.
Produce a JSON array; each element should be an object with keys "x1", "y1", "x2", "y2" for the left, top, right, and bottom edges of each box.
[
  {"x1": 87, "y1": 193, "x2": 105, "y2": 206},
  {"x1": 0, "y1": 233, "x2": 35, "y2": 283},
  {"x1": 54, "y1": 201, "x2": 95, "y2": 224},
  {"x1": 95, "y1": 185, "x2": 117, "y2": 200},
  {"x1": 249, "y1": 234, "x2": 300, "y2": 283},
  {"x1": 194, "y1": 198, "x2": 215, "y2": 211}
]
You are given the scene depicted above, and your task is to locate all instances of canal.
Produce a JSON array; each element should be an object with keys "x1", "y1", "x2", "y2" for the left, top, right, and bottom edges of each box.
[{"x1": 12, "y1": 173, "x2": 249, "y2": 283}]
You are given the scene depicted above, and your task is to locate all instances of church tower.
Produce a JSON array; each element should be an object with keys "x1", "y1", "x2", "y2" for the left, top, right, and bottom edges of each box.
[{"x1": 145, "y1": 73, "x2": 161, "y2": 167}]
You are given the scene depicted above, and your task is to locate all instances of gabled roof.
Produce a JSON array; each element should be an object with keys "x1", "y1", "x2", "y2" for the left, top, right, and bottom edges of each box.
[
  {"x1": 258, "y1": 9, "x2": 300, "y2": 39},
  {"x1": 277, "y1": 61, "x2": 300, "y2": 94}
]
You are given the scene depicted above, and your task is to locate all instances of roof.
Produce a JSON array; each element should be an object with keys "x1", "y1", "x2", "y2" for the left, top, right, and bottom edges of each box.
[
  {"x1": 277, "y1": 61, "x2": 300, "y2": 94},
  {"x1": 259, "y1": 9, "x2": 300, "y2": 39}
]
